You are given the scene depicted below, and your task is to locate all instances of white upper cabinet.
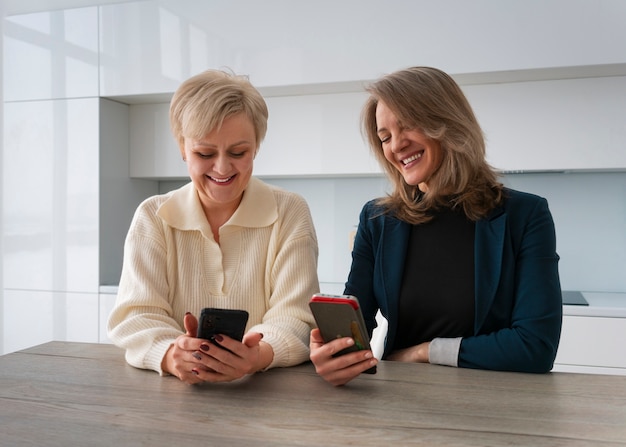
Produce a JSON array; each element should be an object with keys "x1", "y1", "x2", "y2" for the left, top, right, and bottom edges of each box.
[
  {"x1": 257, "y1": 92, "x2": 380, "y2": 177},
  {"x1": 128, "y1": 92, "x2": 380, "y2": 178},
  {"x1": 466, "y1": 76, "x2": 626, "y2": 172},
  {"x1": 99, "y1": 0, "x2": 626, "y2": 97},
  {"x1": 3, "y1": 7, "x2": 99, "y2": 101},
  {"x1": 129, "y1": 75, "x2": 626, "y2": 178}
]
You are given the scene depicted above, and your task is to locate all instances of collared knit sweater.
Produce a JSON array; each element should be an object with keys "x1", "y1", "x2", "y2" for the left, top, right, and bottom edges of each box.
[{"x1": 107, "y1": 177, "x2": 319, "y2": 374}]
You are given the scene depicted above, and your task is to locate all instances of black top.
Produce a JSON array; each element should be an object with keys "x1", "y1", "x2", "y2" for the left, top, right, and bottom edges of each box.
[{"x1": 393, "y1": 206, "x2": 476, "y2": 351}]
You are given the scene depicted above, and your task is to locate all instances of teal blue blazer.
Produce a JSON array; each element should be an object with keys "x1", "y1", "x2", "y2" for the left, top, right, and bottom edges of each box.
[{"x1": 345, "y1": 188, "x2": 562, "y2": 373}]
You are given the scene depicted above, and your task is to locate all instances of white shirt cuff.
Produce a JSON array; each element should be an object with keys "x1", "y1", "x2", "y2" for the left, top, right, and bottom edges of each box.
[{"x1": 428, "y1": 337, "x2": 462, "y2": 367}]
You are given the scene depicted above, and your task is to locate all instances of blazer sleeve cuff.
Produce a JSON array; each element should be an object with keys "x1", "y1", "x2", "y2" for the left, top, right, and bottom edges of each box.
[{"x1": 429, "y1": 337, "x2": 462, "y2": 367}]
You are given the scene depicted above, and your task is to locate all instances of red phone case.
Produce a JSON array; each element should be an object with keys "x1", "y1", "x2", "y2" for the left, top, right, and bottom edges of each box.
[{"x1": 310, "y1": 294, "x2": 360, "y2": 310}]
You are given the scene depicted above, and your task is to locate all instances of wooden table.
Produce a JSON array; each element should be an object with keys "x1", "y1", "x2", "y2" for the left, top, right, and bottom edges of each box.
[{"x1": 1, "y1": 342, "x2": 625, "y2": 446}]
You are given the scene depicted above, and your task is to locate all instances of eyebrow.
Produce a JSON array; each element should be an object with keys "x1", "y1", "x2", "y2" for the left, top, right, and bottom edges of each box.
[{"x1": 191, "y1": 140, "x2": 253, "y2": 149}]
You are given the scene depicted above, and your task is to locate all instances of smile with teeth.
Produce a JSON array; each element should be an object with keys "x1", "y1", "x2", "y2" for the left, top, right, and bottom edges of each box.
[
  {"x1": 209, "y1": 175, "x2": 234, "y2": 183},
  {"x1": 402, "y1": 152, "x2": 423, "y2": 165}
]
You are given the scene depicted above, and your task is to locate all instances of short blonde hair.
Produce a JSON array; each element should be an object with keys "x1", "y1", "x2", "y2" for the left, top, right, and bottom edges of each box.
[
  {"x1": 170, "y1": 69, "x2": 268, "y2": 149},
  {"x1": 361, "y1": 66, "x2": 502, "y2": 223}
]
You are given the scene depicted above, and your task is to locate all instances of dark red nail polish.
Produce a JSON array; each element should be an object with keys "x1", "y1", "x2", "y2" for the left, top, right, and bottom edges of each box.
[
  {"x1": 191, "y1": 369, "x2": 199, "y2": 376},
  {"x1": 200, "y1": 344, "x2": 210, "y2": 351},
  {"x1": 213, "y1": 334, "x2": 223, "y2": 342},
  {"x1": 192, "y1": 352, "x2": 202, "y2": 360},
  {"x1": 185, "y1": 311, "x2": 191, "y2": 315}
]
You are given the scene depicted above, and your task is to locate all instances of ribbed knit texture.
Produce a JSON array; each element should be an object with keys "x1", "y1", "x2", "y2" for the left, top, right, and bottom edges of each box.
[{"x1": 107, "y1": 178, "x2": 319, "y2": 374}]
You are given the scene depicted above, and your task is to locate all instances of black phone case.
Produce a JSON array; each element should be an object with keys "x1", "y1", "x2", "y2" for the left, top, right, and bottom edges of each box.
[
  {"x1": 309, "y1": 297, "x2": 377, "y2": 374},
  {"x1": 197, "y1": 308, "x2": 249, "y2": 342}
]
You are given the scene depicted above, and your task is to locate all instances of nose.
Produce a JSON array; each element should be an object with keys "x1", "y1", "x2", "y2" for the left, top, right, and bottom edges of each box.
[
  {"x1": 390, "y1": 131, "x2": 409, "y2": 153},
  {"x1": 213, "y1": 153, "x2": 231, "y2": 174}
]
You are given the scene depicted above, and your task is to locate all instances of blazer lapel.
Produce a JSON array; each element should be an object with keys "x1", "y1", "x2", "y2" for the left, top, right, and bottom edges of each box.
[
  {"x1": 474, "y1": 207, "x2": 506, "y2": 331},
  {"x1": 379, "y1": 216, "x2": 410, "y2": 355}
]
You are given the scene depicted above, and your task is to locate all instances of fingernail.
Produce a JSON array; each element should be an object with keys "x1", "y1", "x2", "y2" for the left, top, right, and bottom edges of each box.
[
  {"x1": 346, "y1": 338, "x2": 355, "y2": 346},
  {"x1": 192, "y1": 352, "x2": 202, "y2": 360},
  {"x1": 191, "y1": 369, "x2": 199, "y2": 376},
  {"x1": 259, "y1": 333, "x2": 264, "y2": 339},
  {"x1": 364, "y1": 351, "x2": 372, "y2": 359},
  {"x1": 213, "y1": 334, "x2": 223, "y2": 342},
  {"x1": 185, "y1": 311, "x2": 191, "y2": 315},
  {"x1": 200, "y1": 344, "x2": 210, "y2": 352}
]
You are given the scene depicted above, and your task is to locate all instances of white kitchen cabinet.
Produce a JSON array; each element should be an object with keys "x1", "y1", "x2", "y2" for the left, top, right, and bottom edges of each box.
[
  {"x1": 128, "y1": 92, "x2": 380, "y2": 179},
  {"x1": 3, "y1": 98, "x2": 100, "y2": 293},
  {"x1": 3, "y1": 6, "x2": 99, "y2": 101},
  {"x1": 465, "y1": 76, "x2": 626, "y2": 172},
  {"x1": 257, "y1": 92, "x2": 380, "y2": 177},
  {"x1": 128, "y1": 74, "x2": 626, "y2": 178},
  {"x1": 553, "y1": 293, "x2": 626, "y2": 375},
  {"x1": 1, "y1": 98, "x2": 152, "y2": 354},
  {"x1": 554, "y1": 315, "x2": 626, "y2": 375},
  {"x1": 99, "y1": 0, "x2": 626, "y2": 98}
]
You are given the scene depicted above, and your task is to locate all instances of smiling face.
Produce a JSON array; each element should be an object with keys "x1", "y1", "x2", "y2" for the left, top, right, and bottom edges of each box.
[
  {"x1": 375, "y1": 101, "x2": 443, "y2": 192},
  {"x1": 180, "y1": 113, "x2": 257, "y2": 217}
]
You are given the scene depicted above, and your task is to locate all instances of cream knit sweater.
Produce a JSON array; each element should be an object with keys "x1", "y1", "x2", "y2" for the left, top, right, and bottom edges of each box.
[{"x1": 107, "y1": 177, "x2": 319, "y2": 374}]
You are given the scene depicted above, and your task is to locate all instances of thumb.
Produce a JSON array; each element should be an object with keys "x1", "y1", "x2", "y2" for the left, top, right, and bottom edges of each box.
[
  {"x1": 310, "y1": 327, "x2": 324, "y2": 345},
  {"x1": 184, "y1": 312, "x2": 199, "y2": 337},
  {"x1": 243, "y1": 331, "x2": 263, "y2": 348}
]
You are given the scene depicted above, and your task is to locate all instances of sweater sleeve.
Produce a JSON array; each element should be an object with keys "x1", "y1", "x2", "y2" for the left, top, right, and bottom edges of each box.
[{"x1": 107, "y1": 200, "x2": 182, "y2": 375}]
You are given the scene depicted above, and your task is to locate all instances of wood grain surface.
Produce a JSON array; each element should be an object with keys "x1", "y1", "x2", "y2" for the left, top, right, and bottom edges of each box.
[{"x1": 1, "y1": 341, "x2": 625, "y2": 446}]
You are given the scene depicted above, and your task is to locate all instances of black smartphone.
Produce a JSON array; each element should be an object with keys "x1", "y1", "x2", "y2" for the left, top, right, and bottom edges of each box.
[
  {"x1": 309, "y1": 294, "x2": 376, "y2": 374},
  {"x1": 197, "y1": 308, "x2": 249, "y2": 345}
]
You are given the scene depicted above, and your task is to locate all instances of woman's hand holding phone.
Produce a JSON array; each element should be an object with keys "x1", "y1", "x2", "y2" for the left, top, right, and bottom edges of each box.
[
  {"x1": 162, "y1": 310, "x2": 273, "y2": 384},
  {"x1": 308, "y1": 294, "x2": 378, "y2": 386},
  {"x1": 309, "y1": 328, "x2": 378, "y2": 386}
]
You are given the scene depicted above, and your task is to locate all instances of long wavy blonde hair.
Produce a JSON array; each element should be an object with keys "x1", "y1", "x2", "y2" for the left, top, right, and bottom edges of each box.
[{"x1": 362, "y1": 66, "x2": 503, "y2": 224}]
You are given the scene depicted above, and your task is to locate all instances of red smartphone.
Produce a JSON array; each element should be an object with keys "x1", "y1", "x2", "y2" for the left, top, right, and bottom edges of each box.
[{"x1": 309, "y1": 294, "x2": 376, "y2": 374}]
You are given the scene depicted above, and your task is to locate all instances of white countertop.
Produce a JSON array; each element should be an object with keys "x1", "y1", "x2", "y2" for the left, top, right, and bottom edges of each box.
[
  {"x1": 99, "y1": 285, "x2": 119, "y2": 295},
  {"x1": 564, "y1": 292, "x2": 626, "y2": 318}
]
